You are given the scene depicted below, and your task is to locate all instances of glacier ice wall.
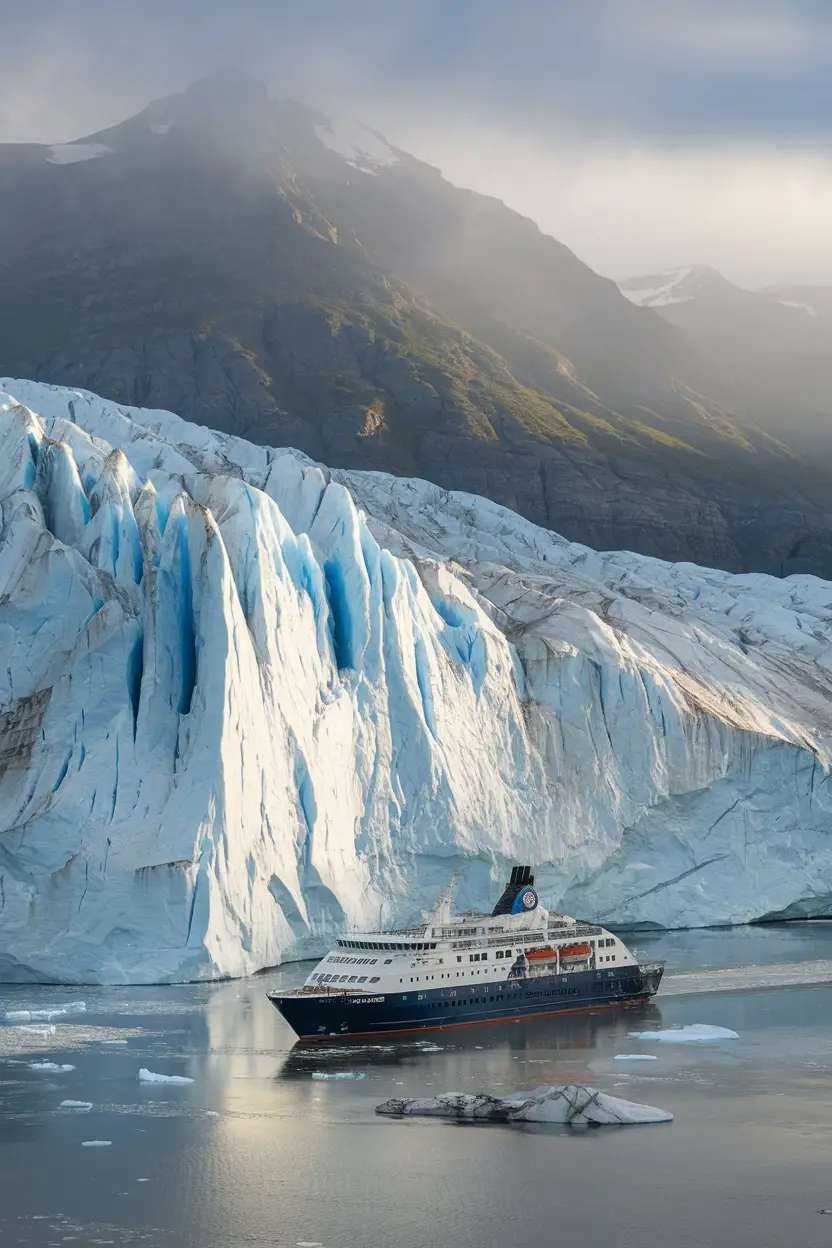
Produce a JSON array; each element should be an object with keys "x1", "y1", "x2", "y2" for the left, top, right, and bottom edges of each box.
[{"x1": 1, "y1": 379, "x2": 832, "y2": 983}]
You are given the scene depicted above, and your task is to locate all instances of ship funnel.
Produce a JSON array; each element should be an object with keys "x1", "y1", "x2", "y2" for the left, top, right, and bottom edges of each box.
[{"x1": 491, "y1": 865, "x2": 536, "y2": 917}]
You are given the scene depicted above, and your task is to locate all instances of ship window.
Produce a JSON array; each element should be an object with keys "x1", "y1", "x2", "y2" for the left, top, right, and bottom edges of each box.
[
  {"x1": 481, "y1": 952, "x2": 487, "y2": 960},
  {"x1": 496, "y1": 951, "x2": 503, "y2": 959},
  {"x1": 369, "y1": 976, "x2": 380, "y2": 983},
  {"x1": 339, "y1": 975, "x2": 349, "y2": 983},
  {"x1": 457, "y1": 956, "x2": 462, "y2": 963},
  {"x1": 348, "y1": 976, "x2": 358, "y2": 983},
  {"x1": 384, "y1": 959, "x2": 392, "y2": 965},
  {"x1": 358, "y1": 977, "x2": 367, "y2": 983}
]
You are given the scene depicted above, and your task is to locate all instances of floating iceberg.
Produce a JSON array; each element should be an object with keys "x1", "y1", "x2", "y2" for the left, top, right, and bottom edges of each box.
[
  {"x1": 29, "y1": 1061, "x2": 75, "y2": 1072},
  {"x1": 138, "y1": 1068, "x2": 194, "y2": 1084},
  {"x1": 375, "y1": 1084, "x2": 672, "y2": 1125},
  {"x1": 311, "y1": 1071, "x2": 365, "y2": 1080},
  {"x1": 613, "y1": 1054, "x2": 658, "y2": 1062},
  {"x1": 628, "y1": 1024, "x2": 739, "y2": 1044},
  {"x1": 60, "y1": 1100, "x2": 93, "y2": 1109},
  {"x1": 2, "y1": 378, "x2": 832, "y2": 983},
  {"x1": 81, "y1": 1139, "x2": 112, "y2": 1147}
]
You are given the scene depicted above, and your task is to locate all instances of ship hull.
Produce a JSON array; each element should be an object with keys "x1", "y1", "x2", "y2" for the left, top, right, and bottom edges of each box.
[{"x1": 268, "y1": 965, "x2": 663, "y2": 1041}]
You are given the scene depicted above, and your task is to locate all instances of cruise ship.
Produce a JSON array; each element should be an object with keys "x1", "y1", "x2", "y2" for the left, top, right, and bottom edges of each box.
[{"x1": 267, "y1": 867, "x2": 664, "y2": 1040}]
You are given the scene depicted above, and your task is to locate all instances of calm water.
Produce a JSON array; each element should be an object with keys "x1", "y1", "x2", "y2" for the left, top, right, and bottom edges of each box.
[{"x1": 3, "y1": 925, "x2": 832, "y2": 1247}]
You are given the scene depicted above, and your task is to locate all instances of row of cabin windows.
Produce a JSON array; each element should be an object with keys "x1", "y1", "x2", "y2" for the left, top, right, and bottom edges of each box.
[
  {"x1": 313, "y1": 973, "x2": 381, "y2": 985},
  {"x1": 327, "y1": 956, "x2": 379, "y2": 966},
  {"x1": 339, "y1": 940, "x2": 438, "y2": 951},
  {"x1": 601, "y1": 955, "x2": 617, "y2": 963},
  {"x1": 598, "y1": 938, "x2": 615, "y2": 948}
]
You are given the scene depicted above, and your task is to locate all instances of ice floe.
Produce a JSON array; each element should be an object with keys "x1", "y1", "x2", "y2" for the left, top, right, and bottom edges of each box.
[
  {"x1": 81, "y1": 1140, "x2": 112, "y2": 1147},
  {"x1": 4, "y1": 1002, "x2": 86, "y2": 1023},
  {"x1": 138, "y1": 1068, "x2": 194, "y2": 1084},
  {"x1": 29, "y1": 1061, "x2": 75, "y2": 1071},
  {"x1": 375, "y1": 1084, "x2": 672, "y2": 1125},
  {"x1": 614, "y1": 1054, "x2": 658, "y2": 1062},
  {"x1": 311, "y1": 1071, "x2": 365, "y2": 1080},
  {"x1": 60, "y1": 1100, "x2": 93, "y2": 1110},
  {"x1": 628, "y1": 1024, "x2": 739, "y2": 1044},
  {"x1": 15, "y1": 1025, "x2": 57, "y2": 1036}
]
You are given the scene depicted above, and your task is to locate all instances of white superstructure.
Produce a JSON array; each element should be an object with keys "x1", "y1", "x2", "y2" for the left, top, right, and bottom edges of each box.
[{"x1": 298, "y1": 876, "x2": 637, "y2": 998}]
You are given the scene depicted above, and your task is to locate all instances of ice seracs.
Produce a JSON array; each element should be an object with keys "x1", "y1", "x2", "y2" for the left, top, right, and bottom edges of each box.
[
  {"x1": 375, "y1": 1085, "x2": 673, "y2": 1125},
  {"x1": 2, "y1": 377, "x2": 832, "y2": 984}
]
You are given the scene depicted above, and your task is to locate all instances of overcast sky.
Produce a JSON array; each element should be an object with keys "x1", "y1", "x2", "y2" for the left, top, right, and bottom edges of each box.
[{"x1": 2, "y1": 0, "x2": 831, "y2": 286}]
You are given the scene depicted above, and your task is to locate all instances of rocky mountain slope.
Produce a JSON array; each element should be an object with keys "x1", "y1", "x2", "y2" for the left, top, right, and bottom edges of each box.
[
  {"x1": 620, "y1": 265, "x2": 832, "y2": 455},
  {"x1": 2, "y1": 72, "x2": 832, "y2": 577},
  {"x1": 3, "y1": 379, "x2": 832, "y2": 983}
]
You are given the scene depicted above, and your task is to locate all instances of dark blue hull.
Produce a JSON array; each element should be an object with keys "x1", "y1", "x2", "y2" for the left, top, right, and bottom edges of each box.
[{"x1": 268, "y1": 964, "x2": 664, "y2": 1041}]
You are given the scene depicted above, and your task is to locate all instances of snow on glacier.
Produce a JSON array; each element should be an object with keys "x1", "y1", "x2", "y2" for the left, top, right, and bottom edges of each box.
[{"x1": 1, "y1": 378, "x2": 832, "y2": 983}]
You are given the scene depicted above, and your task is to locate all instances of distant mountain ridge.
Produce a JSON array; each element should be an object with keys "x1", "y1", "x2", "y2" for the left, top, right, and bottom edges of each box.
[
  {"x1": 2, "y1": 70, "x2": 832, "y2": 575},
  {"x1": 619, "y1": 264, "x2": 832, "y2": 456}
]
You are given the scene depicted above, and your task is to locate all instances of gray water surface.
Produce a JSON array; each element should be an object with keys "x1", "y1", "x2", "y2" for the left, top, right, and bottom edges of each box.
[{"x1": 3, "y1": 925, "x2": 832, "y2": 1247}]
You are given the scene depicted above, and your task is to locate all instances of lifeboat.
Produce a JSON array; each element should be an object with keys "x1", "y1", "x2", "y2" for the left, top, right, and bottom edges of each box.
[
  {"x1": 526, "y1": 946, "x2": 556, "y2": 961},
  {"x1": 558, "y1": 943, "x2": 593, "y2": 959}
]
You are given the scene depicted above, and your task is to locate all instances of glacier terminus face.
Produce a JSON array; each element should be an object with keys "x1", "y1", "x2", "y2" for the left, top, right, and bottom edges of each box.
[{"x1": 1, "y1": 379, "x2": 831, "y2": 984}]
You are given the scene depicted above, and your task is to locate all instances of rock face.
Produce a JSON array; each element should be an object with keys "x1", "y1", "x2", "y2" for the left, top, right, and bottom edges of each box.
[
  {"x1": 2, "y1": 379, "x2": 832, "y2": 983},
  {"x1": 2, "y1": 73, "x2": 832, "y2": 577}
]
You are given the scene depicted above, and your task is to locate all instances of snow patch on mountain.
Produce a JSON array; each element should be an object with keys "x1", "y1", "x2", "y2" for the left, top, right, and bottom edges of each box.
[
  {"x1": 778, "y1": 299, "x2": 819, "y2": 318},
  {"x1": 46, "y1": 144, "x2": 114, "y2": 165},
  {"x1": 1, "y1": 379, "x2": 832, "y2": 983},
  {"x1": 314, "y1": 120, "x2": 399, "y2": 175}
]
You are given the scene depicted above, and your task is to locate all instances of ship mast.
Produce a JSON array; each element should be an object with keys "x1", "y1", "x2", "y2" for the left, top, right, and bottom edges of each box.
[{"x1": 431, "y1": 872, "x2": 459, "y2": 926}]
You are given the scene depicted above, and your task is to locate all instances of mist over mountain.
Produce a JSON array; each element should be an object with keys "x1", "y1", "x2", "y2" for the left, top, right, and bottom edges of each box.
[
  {"x1": 620, "y1": 265, "x2": 832, "y2": 455},
  {"x1": 2, "y1": 71, "x2": 832, "y2": 576}
]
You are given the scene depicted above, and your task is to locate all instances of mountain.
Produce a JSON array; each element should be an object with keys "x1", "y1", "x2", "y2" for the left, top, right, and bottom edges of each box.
[
  {"x1": 620, "y1": 265, "x2": 832, "y2": 454},
  {"x1": 3, "y1": 379, "x2": 832, "y2": 982},
  {"x1": 2, "y1": 72, "x2": 832, "y2": 576}
]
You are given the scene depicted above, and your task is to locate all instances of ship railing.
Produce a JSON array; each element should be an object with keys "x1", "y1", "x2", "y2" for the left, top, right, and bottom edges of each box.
[{"x1": 451, "y1": 926, "x2": 602, "y2": 952}]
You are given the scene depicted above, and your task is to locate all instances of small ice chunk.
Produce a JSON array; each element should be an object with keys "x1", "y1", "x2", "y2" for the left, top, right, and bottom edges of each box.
[
  {"x1": 138, "y1": 1068, "x2": 194, "y2": 1084},
  {"x1": 419, "y1": 1044, "x2": 443, "y2": 1053},
  {"x1": 376, "y1": 1084, "x2": 672, "y2": 1125},
  {"x1": 311, "y1": 1071, "x2": 365, "y2": 1080},
  {"x1": 136, "y1": 1178, "x2": 150, "y2": 1182},
  {"x1": 205, "y1": 1110, "x2": 219, "y2": 1116},
  {"x1": 628, "y1": 1024, "x2": 739, "y2": 1044},
  {"x1": 29, "y1": 1062, "x2": 76, "y2": 1072},
  {"x1": 614, "y1": 1054, "x2": 658, "y2": 1062},
  {"x1": 60, "y1": 1100, "x2": 93, "y2": 1110},
  {"x1": 81, "y1": 1140, "x2": 112, "y2": 1147},
  {"x1": 16, "y1": 1024, "x2": 57, "y2": 1035},
  {"x1": 297, "y1": 1242, "x2": 324, "y2": 1246},
  {"x1": 101, "y1": 1039, "x2": 128, "y2": 1045}
]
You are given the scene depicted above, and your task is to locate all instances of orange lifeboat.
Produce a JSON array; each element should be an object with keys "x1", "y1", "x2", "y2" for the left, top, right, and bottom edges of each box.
[
  {"x1": 526, "y1": 946, "x2": 556, "y2": 961},
  {"x1": 558, "y1": 943, "x2": 593, "y2": 959}
]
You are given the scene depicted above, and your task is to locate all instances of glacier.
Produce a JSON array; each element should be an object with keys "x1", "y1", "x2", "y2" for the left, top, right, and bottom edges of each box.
[{"x1": 1, "y1": 379, "x2": 832, "y2": 984}]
